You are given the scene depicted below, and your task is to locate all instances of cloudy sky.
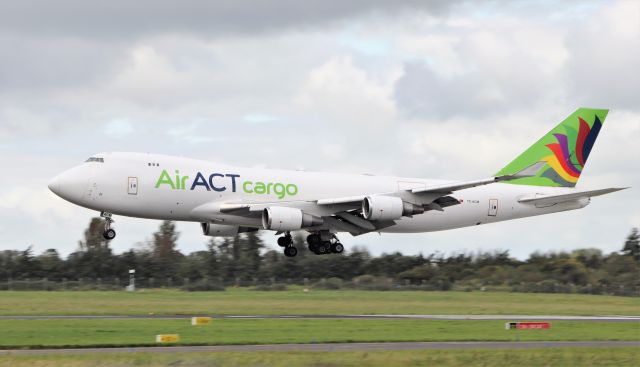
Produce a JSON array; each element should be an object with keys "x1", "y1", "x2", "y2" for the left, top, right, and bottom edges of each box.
[{"x1": 0, "y1": 0, "x2": 638, "y2": 259}]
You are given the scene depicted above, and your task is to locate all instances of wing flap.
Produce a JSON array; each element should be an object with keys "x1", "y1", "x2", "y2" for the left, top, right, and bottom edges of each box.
[
  {"x1": 335, "y1": 211, "x2": 377, "y2": 230},
  {"x1": 316, "y1": 195, "x2": 366, "y2": 206}
]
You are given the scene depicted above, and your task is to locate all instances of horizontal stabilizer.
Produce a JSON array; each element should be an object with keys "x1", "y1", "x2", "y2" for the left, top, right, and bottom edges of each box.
[{"x1": 518, "y1": 187, "x2": 627, "y2": 206}]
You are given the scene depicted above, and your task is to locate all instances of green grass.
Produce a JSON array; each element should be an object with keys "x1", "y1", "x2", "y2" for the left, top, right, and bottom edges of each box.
[
  {"x1": 1, "y1": 348, "x2": 639, "y2": 367},
  {"x1": 0, "y1": 289, "x2": 638, "y2": 316},
  {"x1": 0, "y1": 319, "x2": 637, "y2": 348}
]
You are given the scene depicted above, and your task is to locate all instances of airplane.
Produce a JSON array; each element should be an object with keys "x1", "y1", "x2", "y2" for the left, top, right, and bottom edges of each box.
[{"x1": 48, "y1": 108, "x2": 625, "y2": 257}]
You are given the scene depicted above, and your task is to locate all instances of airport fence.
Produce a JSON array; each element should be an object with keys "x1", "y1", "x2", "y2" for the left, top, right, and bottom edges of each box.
[{"x1": 0, "y1": 276, "x2": 638, "y2": 296}]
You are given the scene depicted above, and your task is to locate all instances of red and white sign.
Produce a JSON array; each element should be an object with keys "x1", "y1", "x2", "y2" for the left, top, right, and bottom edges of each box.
[{"x1": 506, "y1": 322, "x2": 551, "y2": 330}]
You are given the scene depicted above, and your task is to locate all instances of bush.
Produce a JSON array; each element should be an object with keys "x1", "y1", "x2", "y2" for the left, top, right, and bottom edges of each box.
[
  {"x1": 252, "y1": 283, "x2": 288, "y2": 291},
  {"x1": 312, "y1": 277, "x2": 343, "y2": 290},
  {"x1": 350, "y1": 275, "x2": 393, "y2": 291},
  {"x1": 180, "y1": 280, "x2": 225, "y2": 291}
]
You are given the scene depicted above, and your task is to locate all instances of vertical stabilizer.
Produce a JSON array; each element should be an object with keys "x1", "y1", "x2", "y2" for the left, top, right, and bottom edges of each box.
[{"x1": 496, "y1": 108, "x2": 608, "y2": 187}]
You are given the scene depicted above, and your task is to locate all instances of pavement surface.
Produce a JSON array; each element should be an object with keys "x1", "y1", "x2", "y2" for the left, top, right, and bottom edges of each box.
[
  {"x1": 1, "y1": 341, "x2": 638, "y2": 355},
  {"x1": 0, "y1": 314, "x2": 638, "y2": 322}
]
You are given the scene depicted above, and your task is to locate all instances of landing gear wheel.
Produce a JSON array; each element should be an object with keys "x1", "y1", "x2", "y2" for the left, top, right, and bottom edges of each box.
[
  {"x1": 306, "y1": 234, "x2": 321, "y2": 246},
  {"x1": 277, "y1": 236, "x2": 292, "y2": 247},
  {"x1": 103, "y1": 228, "x2": 116, "y2": 240},
  {"x1": 284, "y1": 246, "x2": 298, "y2": 257},
  {"x1": 331, "y1": 242, "x2": 344, "y2": 253},
  {"x1": 316, "y1": 241, "x2": 330, "y2": 254}
]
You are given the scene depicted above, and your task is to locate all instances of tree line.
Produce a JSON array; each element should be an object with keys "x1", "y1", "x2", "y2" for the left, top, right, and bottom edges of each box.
[{"x1": 1, "y1": 218, "x2": 638, "y2": 296}]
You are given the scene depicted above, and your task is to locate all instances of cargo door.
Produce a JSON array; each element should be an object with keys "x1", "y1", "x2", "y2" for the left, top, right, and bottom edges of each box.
[{"x1": 128, "y1": 177, "x2": 138, "y2": 195}]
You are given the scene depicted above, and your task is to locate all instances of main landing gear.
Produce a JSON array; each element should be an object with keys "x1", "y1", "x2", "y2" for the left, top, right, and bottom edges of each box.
[
  {"x1": 277, "y1": 232, "x2": 297, "y2": 257},
  {"x1": 101, "y1": 211, "x2": 116, "y2": 240},
  {"x1": 306, "y1": 232, "x2": 343, "y2": 255},
  {"x1": 276, "y1": 231, "x2": 344, "y2": 257}
]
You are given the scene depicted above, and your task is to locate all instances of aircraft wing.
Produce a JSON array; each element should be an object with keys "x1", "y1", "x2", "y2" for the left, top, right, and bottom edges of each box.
[
  {"x1": 317, "y1": 161, "x2": 546, "y2": 206},
  {"x1": 518, "y1": 187, "x2": 627, "y2": 206},
  {"x1": 208, "y1": 202, "x2": 391, "y2": 236},
  {"x1": 410, "y1": 161, "x2": 547, "y2": 195}
]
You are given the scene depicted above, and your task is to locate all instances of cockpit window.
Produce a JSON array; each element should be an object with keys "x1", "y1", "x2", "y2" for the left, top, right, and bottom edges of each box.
[{"x1": 85, "y1": 157, "x2": 104, "y2": 163}]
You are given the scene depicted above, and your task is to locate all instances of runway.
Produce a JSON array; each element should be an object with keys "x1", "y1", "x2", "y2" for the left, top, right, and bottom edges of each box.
[
  {"x1": 1, "y1": 341, "x2": 638, "y2": 355},
  {"x1": 1, "y1": 314, "x2": 638, "y2": 322}
]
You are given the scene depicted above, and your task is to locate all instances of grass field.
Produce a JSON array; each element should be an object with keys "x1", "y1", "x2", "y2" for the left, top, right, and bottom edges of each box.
[
  {"x1": 0, "y1": 319, "x2": 638, "y2": 348},
  {"x1": 0, "y1": 290, "x2": 637, "y2": 366},
  {"x1": 1, "y1": 289, "x2": 638, "y2": 316},
  {"x1": 1, "y1": 348, "x2": 639, "y2": 367}
]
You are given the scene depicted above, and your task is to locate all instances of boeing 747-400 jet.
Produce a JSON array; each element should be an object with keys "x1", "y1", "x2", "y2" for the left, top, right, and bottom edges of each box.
[{"x1": 49, "y1": 108, "x2": 624, "y2": 257}]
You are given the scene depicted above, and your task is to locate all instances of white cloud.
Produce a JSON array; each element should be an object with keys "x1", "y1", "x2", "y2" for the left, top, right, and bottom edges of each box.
[
  {"x1": 103, "y1": 118, "x2": 134, "y2": 138},
  {"x1": 295, "y1": 56, "x2": 397, "y2": 123}
]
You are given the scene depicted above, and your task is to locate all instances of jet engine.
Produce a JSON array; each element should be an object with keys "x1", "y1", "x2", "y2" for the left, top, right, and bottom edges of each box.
[
  {"x1": 362, "y1": 195, "x2": 425, "y2": 221},
  {"x1": 201, "y1": 222, "x2": 257, "y2": 237},
  {"x1": 262, "y1": 207, "x2": 323, "y2": 231}
]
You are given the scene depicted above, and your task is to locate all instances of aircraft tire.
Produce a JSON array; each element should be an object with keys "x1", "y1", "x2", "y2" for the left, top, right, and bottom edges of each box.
[
  {"x1": 317, "y1": 241, "x2": 331, "y2": 254},
  {"x1": 331, "y1": 242, "x2": 344, "y2": 253},
  {"x1": 284, "y1": 246, "x2": 297, "y2": 257},
  {"x1": 306, "y1": 234, "x2": 321, "y2": 246},
  {"x1": 277, "y1": 236, "x2": 291, "y2": 247},
  {"x1": 103, "y1": 229, "x2": 116, "y2": 240}
]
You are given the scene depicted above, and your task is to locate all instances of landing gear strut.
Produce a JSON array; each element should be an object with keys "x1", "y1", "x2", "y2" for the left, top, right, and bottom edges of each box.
[
  {"x1": 101, "y1": 211, "x2": 116, "y2": 240},
  {"x1": 278, "y1": 232, "x2": 297, "y2": 257},
  {"x1": 307, "y1": 232, "x2": 343, "y2": 255}
]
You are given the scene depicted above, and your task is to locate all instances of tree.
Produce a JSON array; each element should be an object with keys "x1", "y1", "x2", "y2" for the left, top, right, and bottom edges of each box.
[
  {"x1": 204, "y1": 239, "x2": 220, "y2": 279},
  {"x1": 215, "y1": 237, "x2": 235, "y2": 280},
  {"x1": 622, "y1": 227, "x2": 640, "y2": 262},
  {"x1": 78, "y1": 218, "x2": 109, "y2": 252},
  {"x1": 38, "y1": 249, "x2": 64, "y2": 279},
  {"x1": 571, "y1": 248, "x2": 603, "y2": 269},
  {"x1": 229, "y1": 234, "x2": 243, "y2": 280},
  {"x1": 72, "y1": 218, "x2": 115, "y2": 278},
  {"x1": 14, "y1": 246, "x2": 41, "y2": 279},
  {"x1": 150, "y1": 221, "x2": 183, "y2": 279},
  {"x1": 0, "y1": 250, "x2": 20, "y2": 281},
  {"x1": 243, "y1": 232, "x2": 264, "y2": 276}
]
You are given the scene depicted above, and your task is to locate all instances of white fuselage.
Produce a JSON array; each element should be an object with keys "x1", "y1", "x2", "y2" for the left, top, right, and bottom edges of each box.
[{"x1": 49, "y1": 152, "x2": 588, "y2": 234}]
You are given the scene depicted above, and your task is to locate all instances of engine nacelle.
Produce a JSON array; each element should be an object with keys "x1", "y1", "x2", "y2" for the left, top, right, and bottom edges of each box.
[
  {"x1": 262, "y1": 207, "x2": 323, "y2": 231},
  {"x1": 201, "y1": 222, "x2": 257, "y2": 237},
  {"x1": 362, "y1": 196, "x2": 425, "y2": 221}
]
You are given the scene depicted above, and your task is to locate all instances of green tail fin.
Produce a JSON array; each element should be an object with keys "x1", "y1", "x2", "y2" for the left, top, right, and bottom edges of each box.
[{"x1": 496, "y1": 108, "x2": 608, "y2": 187}]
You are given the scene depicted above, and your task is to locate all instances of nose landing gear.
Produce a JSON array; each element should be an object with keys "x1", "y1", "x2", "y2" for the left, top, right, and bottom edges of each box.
[{"x1": 101, "y1": 211, "x2": 116, "y2": 240}]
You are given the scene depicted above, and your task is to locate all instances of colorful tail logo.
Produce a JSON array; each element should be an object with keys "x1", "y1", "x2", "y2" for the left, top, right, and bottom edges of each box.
[{"x1": 541, "y1": 115, "x2": 603, "y2": 187}]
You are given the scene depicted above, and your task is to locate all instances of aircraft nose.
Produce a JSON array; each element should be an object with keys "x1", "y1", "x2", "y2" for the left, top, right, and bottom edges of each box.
[
  {"x1": 48, "y1": 168, "x2": 88, "y2": 204},
  {"x1": 48, "y1": 175, "x2": 61, "y2": 195}
]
